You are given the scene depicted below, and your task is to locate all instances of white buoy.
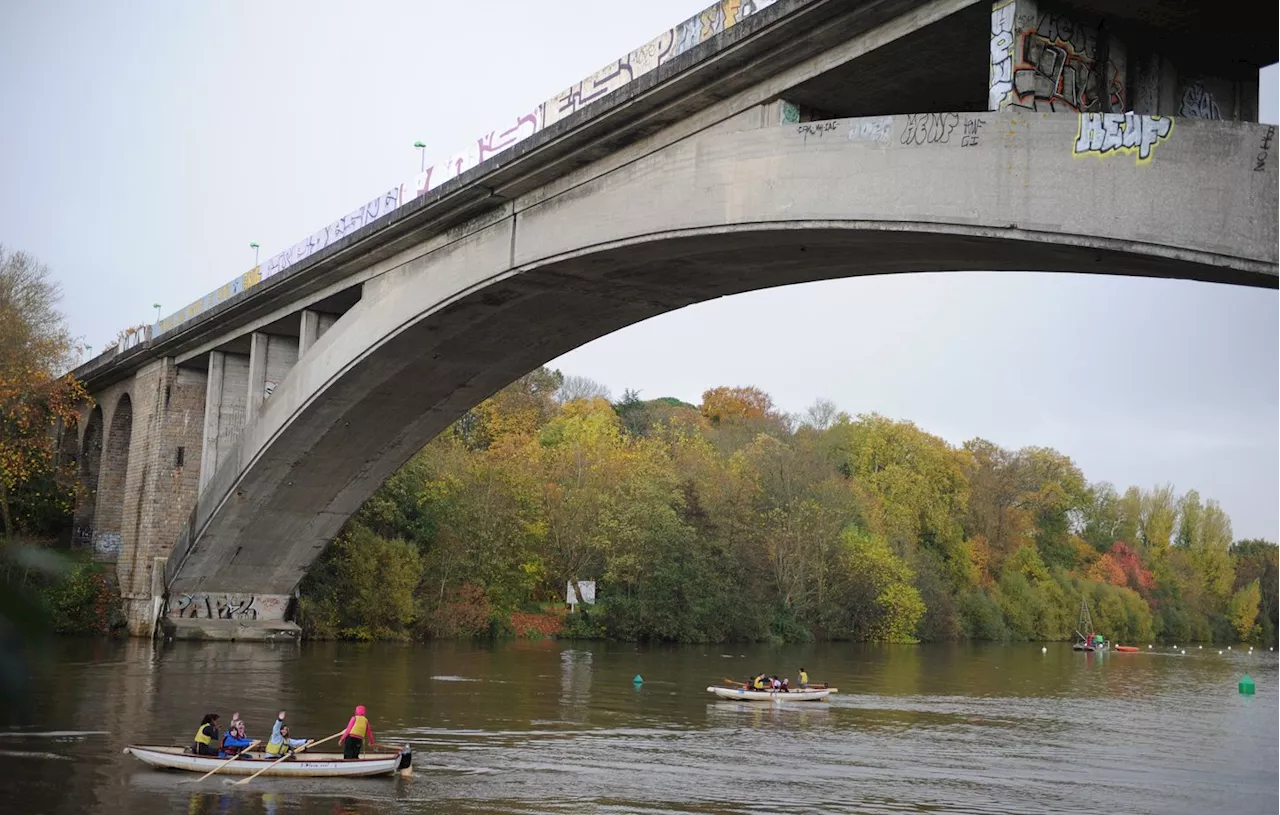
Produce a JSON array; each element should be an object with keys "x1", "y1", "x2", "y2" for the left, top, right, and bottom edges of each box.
[
  {"x1": 1228, "y1": 646, "x2": 1232, "y2": 651},
  {"x1": 1041, "y1": 646, "x2": 1047, "y2": 653},
  {"x1": 1198, "y1": 645, "x2": 1202, "y2": 649},
  {"x1": 1173, "y1": 644, "x2": 1178, "y2": 649},
  {"x1": 1148, "y1": 644, "x2": 1153, "y2": 649},
  {"x1": 1219, "y1": 650, "x2": 1223, "y2": 655},
  {"x1": 1181, "y1": 650, "x2": 1186, "y2": 655}
]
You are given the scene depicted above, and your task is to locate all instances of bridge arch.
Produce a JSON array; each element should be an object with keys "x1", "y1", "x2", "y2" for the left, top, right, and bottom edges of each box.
[
  {"x1": 165, "y1": 110, "x2": 1277, "y2": 604},
  {"x1": 93, "y1": 394, "x2": 134, "y2": 562},
  {"x1": 72, "y1": 406, "x2": 104, "y2": 548}
]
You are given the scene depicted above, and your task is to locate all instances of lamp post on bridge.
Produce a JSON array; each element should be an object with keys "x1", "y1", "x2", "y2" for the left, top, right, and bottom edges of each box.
[
  {"x1": 414, "y1": 141, "x2": 427, "y2": 172},
  {"x1": 249, "y1": 242, "x2": 260, "y2": 267},
  {"x1": 152, "y1": 303, "x2": 161, "y2": 322}
]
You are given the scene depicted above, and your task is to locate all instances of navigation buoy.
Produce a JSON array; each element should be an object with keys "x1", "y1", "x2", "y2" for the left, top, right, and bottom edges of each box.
[
  {"x1": 1172, "y1": 644, "x2": 1178, "y2": 649},
  {"x1": 1228, "y1": 646, "x2": 1232, "y2": 651},
  {"x1": 1148, "y1": 644, "x2": 1153, "y2": 649},
  {"x1": 1041, "y1": 646, "x2": 1047, "y2": 653},
  {"x1": 1181, "y1": 650, "x2": 1186, "y2": 655},
  {"x1": 633, "y1": 674, "x2": 643, "y2": 685},
  {"x1": 1219, "y1": 651, "x2": 1224, "y2": 655},
  {"x1": 1198, "y1": 645, "x2": 1202, "y2": 649},
  {"x1": 1239, "y1": 674, "x2": 1255, "y2": 695}
]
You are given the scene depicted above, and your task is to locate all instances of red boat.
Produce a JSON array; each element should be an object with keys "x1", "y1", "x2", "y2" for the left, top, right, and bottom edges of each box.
[{"x1": 1114, "y1": 645, "x2": 1139, "y2": 652}]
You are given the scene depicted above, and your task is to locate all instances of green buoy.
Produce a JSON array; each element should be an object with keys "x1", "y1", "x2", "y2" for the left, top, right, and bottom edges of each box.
[
  {"x1": 1239, "y1": 674, "x2": 1255, "y2": 695},
  {"x1": 633, "y1": 674, "x2": 643, "y2": 685}
]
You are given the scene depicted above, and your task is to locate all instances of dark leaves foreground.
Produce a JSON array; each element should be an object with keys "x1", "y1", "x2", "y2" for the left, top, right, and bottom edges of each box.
[{"x1": 301, "y1": 372, "x2": 1278, "y2": 646}]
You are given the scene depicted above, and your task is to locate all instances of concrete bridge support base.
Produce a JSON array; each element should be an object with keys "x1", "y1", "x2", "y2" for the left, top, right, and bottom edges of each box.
[{"x1": 158, "y1": 617, "x2": 302, "y2": 642}]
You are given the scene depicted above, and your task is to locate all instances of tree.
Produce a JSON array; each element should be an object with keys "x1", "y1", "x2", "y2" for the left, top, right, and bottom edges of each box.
[
  {"x1": 557, "y1": 375, "x2": 612, "y2": 405},
  {"x1": 802, "y1": 398, "x2": 841, "y2": 431},
  {"x1": 1228, "y1": 580, "x2": 1262, "y2": 642},
  {"x1": 1139, "y1": 484, "x2": 1177, "y2": 552},
  {"x1": 699, "y1": 386, "x2": 776, "y2": 426},
  {"x1": 0, "y1": 246, "x2": 88, "y2": 542}
]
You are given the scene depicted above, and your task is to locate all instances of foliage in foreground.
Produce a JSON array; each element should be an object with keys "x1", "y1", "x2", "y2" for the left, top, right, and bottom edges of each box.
[{"x1": 300, "y1": 371, "x2": 1278, "y2": 646}]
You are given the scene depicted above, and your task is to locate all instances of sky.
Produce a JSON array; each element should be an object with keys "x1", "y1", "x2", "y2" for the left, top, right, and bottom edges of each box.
[{"x1": 1, "y1": 2, "x2": 1276, "y2": 540}]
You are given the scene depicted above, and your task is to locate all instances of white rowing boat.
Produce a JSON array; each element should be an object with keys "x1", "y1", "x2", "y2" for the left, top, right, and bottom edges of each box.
[
  {"x1": 706, "y1": 686, "x2": 834, "y2": 702},
  {"x1": 122, "y1": 745, "x2": 412, "y2": 778}
]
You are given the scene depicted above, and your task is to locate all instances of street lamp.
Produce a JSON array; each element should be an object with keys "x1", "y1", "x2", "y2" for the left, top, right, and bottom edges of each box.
[
  {"x1": 152, "y1": 303, "x2": 162, "y2": 322},
  {"x1": 249, "y1": 242, "x2": 260, "y2": 266},
  {"x1": 414, "y1": 141, "x2": 427, "y2": 172}
]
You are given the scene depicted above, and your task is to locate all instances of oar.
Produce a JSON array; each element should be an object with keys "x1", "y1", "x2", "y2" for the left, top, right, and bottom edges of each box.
[
  {"x1": 180, "y1": 740, "x2": 261, "y2": 784},
  {"x1": 722, "y1": 678, "x2": 748, "y2": 688},
  {"x1": 232, "y1": 730, "x2": 344, "y2": 786}
]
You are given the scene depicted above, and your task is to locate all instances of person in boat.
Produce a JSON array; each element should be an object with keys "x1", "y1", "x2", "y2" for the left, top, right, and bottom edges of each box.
[
  {"x1": 339, "y1": 704, "x2": 374, "y2": 760},
  {"x1": 771, "y1": 676, "x2": 783, "y2": 692},
  {"x1": 751, "y1": 674, "x2": 768, "y2": 690},
  {"x1": 265, "y1": 711, "x2": 309, "y2": 757},
  {"x1": 780, "y1": 678, "x2": 791, "y2": 692},
  {"x1": 798, "y1": 668, "x2": 809, "y2": 688},
  {"x1": 192, "y1": 713, "x2": 221, "y2": 756},
  {"x1": 220, "y1": 720, "x2": 255, "y2": 757}
]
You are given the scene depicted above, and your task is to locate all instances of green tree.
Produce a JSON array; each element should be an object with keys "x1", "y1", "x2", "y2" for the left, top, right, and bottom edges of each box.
[{"x1": 1228, "y1": 580, "x2": 1262, "y2": 642}]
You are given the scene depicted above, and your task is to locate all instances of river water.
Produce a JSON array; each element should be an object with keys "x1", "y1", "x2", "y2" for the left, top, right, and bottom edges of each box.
[{"x1": 1, "y1": 638, "x2": 1275, "y2": 814}]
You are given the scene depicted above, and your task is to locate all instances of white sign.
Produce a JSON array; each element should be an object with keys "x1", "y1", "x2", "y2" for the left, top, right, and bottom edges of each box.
[{"x1": 566, "y1": 580, "x2": 597, "y2": 608}]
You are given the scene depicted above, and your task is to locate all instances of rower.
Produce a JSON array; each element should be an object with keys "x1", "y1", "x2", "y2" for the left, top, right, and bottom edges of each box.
[
  {"x1": 220, "y1": 720, "x2": 255, "y2": 757},
  {"x1": 751, "y1": 674, "x2": 768, "y2": 690},
  {"x1": 340, "y1": 705, "x2": 374, "y2": 760},
  {"x1": 192, "y1": 713, "x2": 221, "y2": 756},
  {"x1": 266, "y1": 711, "x2": 309, "y2": 757},
  {"x1": 798, "y1": 667, "x2": 809, "y2": 688}
]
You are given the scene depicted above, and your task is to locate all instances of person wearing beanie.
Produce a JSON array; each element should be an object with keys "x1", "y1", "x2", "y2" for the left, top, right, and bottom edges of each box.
[{"x1": 339, "y1": 705, "x2": 374, "y2": 759}]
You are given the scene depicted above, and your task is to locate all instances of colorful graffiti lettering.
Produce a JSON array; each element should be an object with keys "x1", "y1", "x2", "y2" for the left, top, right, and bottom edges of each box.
[
  {"x1": 1010, "y1": 11, "x2": 1124, "y2": 113},
  {"x1": 1073, "y1": 113, "x2": 1174, "y2": 165}
]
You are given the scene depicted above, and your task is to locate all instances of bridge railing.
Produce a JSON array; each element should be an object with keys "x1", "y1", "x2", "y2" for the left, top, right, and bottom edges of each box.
[{"x1": 108, "y1": 0, "x2": 787, "y2": 353}]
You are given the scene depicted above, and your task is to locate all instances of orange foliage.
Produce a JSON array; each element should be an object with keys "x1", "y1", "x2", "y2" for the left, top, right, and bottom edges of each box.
[{"x1": 699, "y1": 386, "x2": 775, "y2": 425}]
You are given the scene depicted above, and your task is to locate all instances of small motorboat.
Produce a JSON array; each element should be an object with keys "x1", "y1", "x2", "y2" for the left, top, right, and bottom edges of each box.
[
  {"x1": 707, "y1": 686, "x2": 834, "y2": 702},
  {"x1": 123, "y1": 745, "x2": 412, "y2": 778}
]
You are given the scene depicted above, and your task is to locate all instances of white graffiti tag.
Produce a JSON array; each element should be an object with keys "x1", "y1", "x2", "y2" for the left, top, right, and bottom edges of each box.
[
  {"x1": 1073, "y1": 113, "x2": 1173, "y2": 164},
  {"x1": 988, "y1": 1, "x2": 1016, "y2": 111}
]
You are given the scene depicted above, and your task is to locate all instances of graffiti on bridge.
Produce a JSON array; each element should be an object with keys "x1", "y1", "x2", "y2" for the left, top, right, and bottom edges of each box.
[
  {"x1": 168, "y1": 593, "x2": 290, "y2": 621},
  {"x1": 1002, "y1": 8, "x2": 1125, "y2": 114},
  {"x1": 1256, "y1": 127, "x2": 1275, "y2": 172},
  {"x1": 1073, "y1": 113, "x2": 1174, "y2": 165},
  {"x1": 1179, "y1": 82, "x2": 1222, "y2": 120},
  {"x1": 899, "y1": 113, "x2": 960, "y2": 146},
  {"x1": 137, "y1": 0, "x2": 782, "y2": 348}
]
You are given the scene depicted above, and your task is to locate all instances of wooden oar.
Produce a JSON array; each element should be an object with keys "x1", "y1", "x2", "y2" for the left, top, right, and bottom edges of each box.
[
  {"x1": 180, "y1": 740, "x2": 261, "y2": 783},
  {"x1": 231, "y1": 730, "x2": 344, "y2": 786},
  {"x1": 722, "y1": 678, "x2": 748, "y2": 688}
]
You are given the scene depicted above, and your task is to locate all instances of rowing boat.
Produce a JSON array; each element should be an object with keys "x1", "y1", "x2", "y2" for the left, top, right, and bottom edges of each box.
[
  {"x1": 706, "y1": 686, "x2": 834, "y2": 702},
  {"x1": 122, "y1": 745, "x2": 412, "y2": 778}
]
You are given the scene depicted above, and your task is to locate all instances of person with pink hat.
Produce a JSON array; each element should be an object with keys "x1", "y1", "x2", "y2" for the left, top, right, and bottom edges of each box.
[{"x1": 339, "y1": 704, "x2": 375, "y2": 759}]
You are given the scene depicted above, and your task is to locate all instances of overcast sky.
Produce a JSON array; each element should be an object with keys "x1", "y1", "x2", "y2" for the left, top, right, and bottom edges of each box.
[{"x1": 2, "y1": 2, "x2": 1276, "y2": 540}]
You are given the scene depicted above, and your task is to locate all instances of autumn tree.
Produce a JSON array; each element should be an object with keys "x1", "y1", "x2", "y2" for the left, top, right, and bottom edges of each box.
[{"x1": 0, "y1": 246, "x2": 88, "y2": 543}]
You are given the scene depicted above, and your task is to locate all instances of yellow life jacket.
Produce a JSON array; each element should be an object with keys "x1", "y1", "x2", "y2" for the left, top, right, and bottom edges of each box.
[
  {"x1": 266, "y1": 739, "x2": 287, "y2": 756},
  {"x1": 348, "y1": 715, "x2": 369, "y2": 739},
  {"x1": 752, "y1": 676, "x2": 766, "y2": 690},
  {"x1": 193, "y1": 725, "x2": 213, "y2": 746},
  {"x1": 799, "y1": 671, "x2": 809, "y2": 686}
]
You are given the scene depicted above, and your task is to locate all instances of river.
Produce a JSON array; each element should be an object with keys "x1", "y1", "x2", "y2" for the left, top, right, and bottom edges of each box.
[{"x1": 2, "y1": 638, "x2": 1275, "y2": 814}]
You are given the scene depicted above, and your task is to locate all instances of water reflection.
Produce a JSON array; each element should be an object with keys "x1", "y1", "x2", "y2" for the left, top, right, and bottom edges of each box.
[{"x1": 3, "y1": 638, "x2": 1276, "y2": 814}]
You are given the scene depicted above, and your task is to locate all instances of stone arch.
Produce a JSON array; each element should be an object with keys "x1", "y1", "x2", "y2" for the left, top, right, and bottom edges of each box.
[
  {"x1": 73, "y1": 406, "x2": 104, "y2": 549},
  {"x1": 93, "y1": 394, "x2": 133, "y2": 562}
]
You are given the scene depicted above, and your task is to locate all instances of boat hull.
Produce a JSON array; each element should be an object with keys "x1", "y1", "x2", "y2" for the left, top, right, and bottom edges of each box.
[
  {"x1": 1072, "y1": 643, "x2": 1109, "y2": 652},
  {"x1": 123, "y1": 745, "x2": 411, "y2": 778},
  {"x1": 707, "y1": 686, "x2": 832, "y2": 702},
  {"x1": 1114, "y1": 645, "x2": 1139, "y2": 652}
]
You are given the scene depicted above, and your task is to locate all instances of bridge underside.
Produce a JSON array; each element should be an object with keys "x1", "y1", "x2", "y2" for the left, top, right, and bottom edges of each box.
[{"x1": 158, "y1": 110, "x2": 1275, "y2": 634}]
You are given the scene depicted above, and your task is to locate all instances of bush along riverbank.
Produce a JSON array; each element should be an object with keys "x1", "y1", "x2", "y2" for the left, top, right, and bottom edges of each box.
[{"x1": 297, "y1": 370, "x2": 1279, "y2": 647}]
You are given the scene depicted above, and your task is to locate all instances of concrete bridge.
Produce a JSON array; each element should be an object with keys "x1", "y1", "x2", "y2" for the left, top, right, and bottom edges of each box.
[{"x1": 65, "y1": 0, "x2": 1277, "y2": 639}]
